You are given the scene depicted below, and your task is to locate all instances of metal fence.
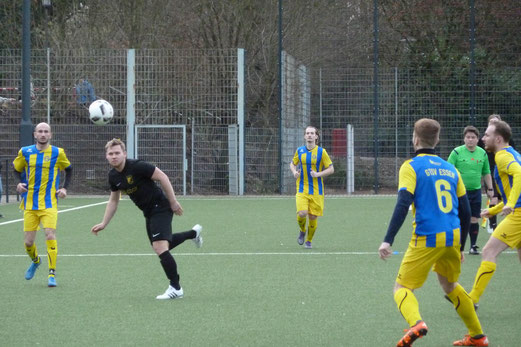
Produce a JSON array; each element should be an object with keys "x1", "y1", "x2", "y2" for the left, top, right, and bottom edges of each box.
[{"x1": 1, "y1": 48, "x2": 521, "y2": 198}]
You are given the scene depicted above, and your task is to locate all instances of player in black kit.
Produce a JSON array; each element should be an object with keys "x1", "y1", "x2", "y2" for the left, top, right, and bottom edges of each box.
[{"x1": 91, "y1": 138, "x2": 203, "y2": 300}]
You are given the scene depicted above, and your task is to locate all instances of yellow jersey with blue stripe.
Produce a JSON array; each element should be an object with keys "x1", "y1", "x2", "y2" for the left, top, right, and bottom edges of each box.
[
  {"x1": 399, "y1": 154, "x2": 466, "y2": 247},
  {"x1": 493, "y1": 146, "x2": 521, "y2": 209},
  {"x1": 13, "y1": 145, "x2": 71, "y2": 210},
  {"x1": 292, "y1": 145, "x2": 333, "y2": 195}
]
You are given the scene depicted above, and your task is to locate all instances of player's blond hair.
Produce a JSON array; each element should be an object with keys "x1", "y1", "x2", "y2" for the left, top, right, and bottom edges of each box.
[
  {"x1": 414, "y1": 118, "x2": 440, "y2": 148},
  {"x1": 105, "y1": 138, "x2": 126, "y2": 152}
]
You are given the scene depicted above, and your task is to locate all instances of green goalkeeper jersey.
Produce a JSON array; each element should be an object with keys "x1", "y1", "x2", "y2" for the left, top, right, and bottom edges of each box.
[{"x1": 447, "y1": 145, "x2": 490, "y2": 190}]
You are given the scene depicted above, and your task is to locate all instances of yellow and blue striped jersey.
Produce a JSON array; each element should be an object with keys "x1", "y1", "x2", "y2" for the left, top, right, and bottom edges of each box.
[
  {"x1": 13, "y1": 145, "x2": 71, "y2": 210},
  {"x1": 292, "y1": 146, "x2": 333, "y2": 195},
  {"x1": 493, "y1": 146, "x2": 521, "y2": 209},
  {"x1": 399, "y1": 154, "x2": 466, "y2": 247}
]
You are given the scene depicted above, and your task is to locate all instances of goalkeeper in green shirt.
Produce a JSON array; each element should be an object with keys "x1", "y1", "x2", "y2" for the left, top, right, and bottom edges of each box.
[{"x1": 448, "y1": 126, "x2": 494, "y2": 257}]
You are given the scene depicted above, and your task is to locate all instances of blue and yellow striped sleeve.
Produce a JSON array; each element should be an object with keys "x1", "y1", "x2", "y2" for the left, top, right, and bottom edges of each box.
[
  {"x1": 13, "y1": 149, "x2": 27, "y2": 172},
  {"x1": 398, "y1": 160, "x2": 416, "y2": 194},
  {"x1": 499, "y1": 151, "x2": 521, "y2": 208},
  {"x1": 57, "y1": 148, "x2": 71, "y2": 169},
  {"x1": 320, "y1": 149, "x2": 333, "y2": 169},
  {"x1": 292, "y1": 149, "x2": 300, "y2": 166}
]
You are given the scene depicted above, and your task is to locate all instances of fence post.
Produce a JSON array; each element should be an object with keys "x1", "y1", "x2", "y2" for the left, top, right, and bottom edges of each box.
[
  {"x1": 237, "y1": 48, "x2": 245, "y2": 195},
  {"x1": 126, "y1": 49, "x2": 136, "y2": 159}
]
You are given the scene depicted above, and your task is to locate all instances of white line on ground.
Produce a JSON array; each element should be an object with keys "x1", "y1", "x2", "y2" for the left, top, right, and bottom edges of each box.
[{"x1": 0, "y1": 201, "x2": 109, "y2": 226}]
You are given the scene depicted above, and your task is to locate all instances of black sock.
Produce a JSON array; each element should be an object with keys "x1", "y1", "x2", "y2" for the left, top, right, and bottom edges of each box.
[
  {"x1": 159, "y1": 251, "x2": 180, "y2": 289},
  {"x1": 169, "y1": 230, "x2": 197, "y2": 250},
  {"x1": 469, "y1": 223, "x2": 479, "y2": 247}
]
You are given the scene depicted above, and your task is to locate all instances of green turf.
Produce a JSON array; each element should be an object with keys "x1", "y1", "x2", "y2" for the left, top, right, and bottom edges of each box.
[{"x1": 0, "y1": 196, "x2": 519, "y2": 346}]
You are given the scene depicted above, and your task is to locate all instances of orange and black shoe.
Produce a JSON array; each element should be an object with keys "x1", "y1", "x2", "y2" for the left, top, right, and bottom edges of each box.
[
  {"x1": 397, "y1": 321, "x2": 428, "y2": 347},
  {"x1": 453, "y1": 334, "x2": 489, "y2": 346}
]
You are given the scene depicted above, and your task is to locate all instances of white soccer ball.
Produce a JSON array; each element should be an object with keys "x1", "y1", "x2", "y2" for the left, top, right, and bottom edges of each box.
[{"x1": 89, "y1": 99, "x2": 114, "y2": 125}]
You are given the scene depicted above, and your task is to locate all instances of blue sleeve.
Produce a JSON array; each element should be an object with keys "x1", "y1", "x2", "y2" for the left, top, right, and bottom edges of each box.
[
  {"x1": 458, "y1": 194, "x2": 471, "y2": 250},
  {"x1": 383, "y1": 189, "x2": 414, "y2": 245}
]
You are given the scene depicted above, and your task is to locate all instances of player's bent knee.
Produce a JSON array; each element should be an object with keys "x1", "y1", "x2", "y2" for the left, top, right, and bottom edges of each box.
[{"x1": 297, "y1": 211, "x2": 308, "y2": 218}]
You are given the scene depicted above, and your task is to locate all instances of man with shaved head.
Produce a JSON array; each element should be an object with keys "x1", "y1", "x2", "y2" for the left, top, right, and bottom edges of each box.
[{"x1": 13, "y1": 122, "x2": 72, "y2": 287}]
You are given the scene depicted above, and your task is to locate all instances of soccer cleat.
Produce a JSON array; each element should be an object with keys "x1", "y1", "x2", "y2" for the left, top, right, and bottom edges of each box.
[
  {"x1": 469, "y1": 245, "x2": 480, "y2": 255},
  {"x1": 156, "y1": 285, "x2": 184, "y2": 300},
  {"x1": 396, "y1": 321, "x2": 428, "y2": 347},
  {"x1": 304, "y1": 241, "x2": 312, "y2": 249},
  {"x1": 192, "y1": 224, "x2": 203, "y2": 248},
  {"x1": 453, "y1": 334, "x2": 489, "y2": 346},
  {"x1": 297, "y1": 232, "x2": 305, "y2": 245},
  {"x1": 25, "y1": 258, "x2": 41, "y2": 280},
  {"x1": 48, "y1": 275, "x2": 57, "y2": 287}
]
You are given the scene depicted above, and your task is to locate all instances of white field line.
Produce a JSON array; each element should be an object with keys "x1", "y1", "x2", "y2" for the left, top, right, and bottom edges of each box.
[{"x1": 0, "y1": 201, "x2": 109, "y2": 226}]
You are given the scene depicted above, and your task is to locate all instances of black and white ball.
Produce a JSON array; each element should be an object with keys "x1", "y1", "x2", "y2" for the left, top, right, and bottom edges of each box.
[{"x1": 89, "y1": 99, "x2": 114, "y2": 125}]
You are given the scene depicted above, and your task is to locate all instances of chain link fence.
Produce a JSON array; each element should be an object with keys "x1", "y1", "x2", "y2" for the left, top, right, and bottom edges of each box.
[{"x1": 1, "y1": 47, "x2": 520, "y2": 197}]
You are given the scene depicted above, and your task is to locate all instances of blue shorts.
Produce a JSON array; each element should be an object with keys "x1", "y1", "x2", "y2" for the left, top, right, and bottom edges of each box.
[{"x1": 466, "y1": 189, "x2": 482, "y2": 218}]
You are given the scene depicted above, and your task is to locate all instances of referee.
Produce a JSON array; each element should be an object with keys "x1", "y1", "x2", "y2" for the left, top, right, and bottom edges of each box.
[
  {"x1": 91, "y1": 138, "x2": 203, "y2": 299},
  {"x1": 448, "y1": 126, "x2": 494, "y2": 256}
]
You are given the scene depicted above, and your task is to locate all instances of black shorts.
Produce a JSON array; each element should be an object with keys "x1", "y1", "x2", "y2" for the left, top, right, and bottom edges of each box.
[
  {"x1": 467, "y1": 189, "x2": 482, "y2": 218},
  {"x1": 145, "y1": 206, "x2": 173, "y2": 243}
]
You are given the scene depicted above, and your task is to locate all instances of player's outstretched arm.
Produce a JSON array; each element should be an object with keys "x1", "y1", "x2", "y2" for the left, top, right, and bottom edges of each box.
[{"x1": 91, "y1": 191, "x2": 120, "y2": 235}]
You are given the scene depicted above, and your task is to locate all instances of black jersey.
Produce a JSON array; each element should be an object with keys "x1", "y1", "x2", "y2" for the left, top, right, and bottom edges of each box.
[{"x1": 108, "y1": 159, "x2": 169, "y2": 215}]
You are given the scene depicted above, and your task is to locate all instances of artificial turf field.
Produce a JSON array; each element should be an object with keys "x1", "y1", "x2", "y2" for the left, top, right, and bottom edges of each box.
[{"x1": 0, "y1": 196, "x2": 519, "y2": 346}]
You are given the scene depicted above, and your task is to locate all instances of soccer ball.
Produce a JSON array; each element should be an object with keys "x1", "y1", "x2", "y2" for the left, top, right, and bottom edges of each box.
[{"x1": 89, "y1": 99, "x2": 114, "y2": 125}]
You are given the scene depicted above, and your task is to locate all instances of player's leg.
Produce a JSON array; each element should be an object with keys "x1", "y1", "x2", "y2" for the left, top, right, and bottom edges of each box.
[
  {"x1": 393, "y1": 246, "x2": 437, "y2": 346},
  {"x1": 148, "y1": 211, "x2": 183, "y2": 299},
  {"x1": 44, "y1": 228, "x2": 57, "y2": 287},
  {"x1": 304, "y1": 195, "x2": 324, "y2": 247},
  {"x1": 306, "y1": 215, "x2": 318, "y2": 245},
  {"x1": 23, "y1": 210, "x2": 41, "y2": 280},
  {"x1": 468, "y1": 190, "x2": 482, "y2": 254},
  {"x1": 296, "y1": 193, "x2": 309, "y2": 245},
  {"x1": 435, "y1": 247, "x2": 486, "y2": 343},
  {"x1": 394, "y1": 282, "x2": 428, "y2": 347},
  {"x1": 469, "y1": 235, "x2": 508, "y2": 304},
  {"x1": 41, "y1": 208, "x2": 59, "y2": 287},
  {"x1": 169, "y1": 225, "x2": 203, "y2": 250}
]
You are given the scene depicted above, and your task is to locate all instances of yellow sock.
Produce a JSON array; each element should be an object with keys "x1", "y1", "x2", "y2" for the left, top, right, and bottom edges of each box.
[
  {"x1": 46, "y1": 239, "x2": 58, "y2": 274},
  {"x1": 306, "y1": 219, "x2": 317, "y2": 242},
  {"x1": 394, "y1": 287, "x2": 422, "y2": 327},
  {"x1": 469, "y1": 261, "x2": 496, "y2": 303},
  {"x1": 447, "y1": 284, "x2": 483, "y2": 336},
  {"x1": 297, "y1": 215, "x2": 307, "y2": 232},
  {"x1": 25, "y1": 243, "x2": 39, "y2": 263}
]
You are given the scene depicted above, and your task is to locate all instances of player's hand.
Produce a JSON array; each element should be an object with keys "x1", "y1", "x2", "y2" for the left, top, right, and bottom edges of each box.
[
  {"x1": 56, "y1": 188, "x2": 67, "y2": 198},
  {"x1": 480, "y1": 209, "x2": 491, "y2": 218},
  {"x1": 171, "y1": 201, "x2": 183, "y2": 216},
  {"x1": 378, "y1": 242, "x2": 392, "y2": 260},
  {"x1": 501, "y1": 206, "x2": 513, "y2": 216},
  {"x1": 460, "y1": 251, "x2": 465, "y2": 263},
  {"x1": 310, "y1": 170, "x2": 319, "y2": 178},
  {"x1": 91, "y1": 223, "x2": 105, "y2": 235},
  {"x1": 16, "y1": 183, "x2": 28, "y2": 193},
  {"x1": 293, "y1": 170, "x2": 300, "y2": 179}
]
